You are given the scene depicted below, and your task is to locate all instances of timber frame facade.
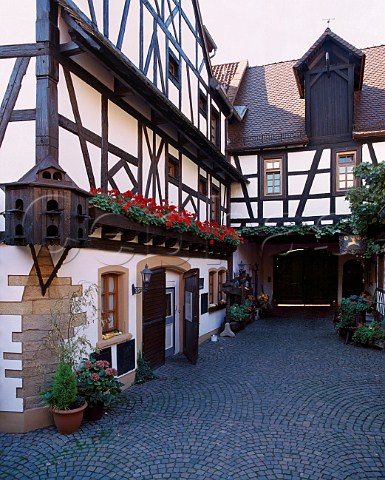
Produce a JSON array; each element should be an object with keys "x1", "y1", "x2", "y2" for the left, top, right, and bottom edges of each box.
[
  {"x1": 214, "y1": 29, "x2": 385, "y2": 307},
  {"x1": 0, "y1": 0, "x2": 244, "y2": 432},
  {"x1": 1, "y1": 4, "x2": 385, "y2": 433}
]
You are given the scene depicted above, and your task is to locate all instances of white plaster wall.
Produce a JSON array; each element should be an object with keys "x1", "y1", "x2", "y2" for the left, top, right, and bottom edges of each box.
[
  {"x1": 0, "y1": 1, "x2": 35, "y2": 45},
  {"x1": 288, "y1": 200, "x2": 300, "y2": 217},
  {"x1": 263, "y1": 201, "x2": 283, "y2": 220},
  {"x1": 72, "y1": 53, "x2": 114, "y2": 91},
  {"x1": 310, "y1": 173, "x2": 330, "y2": 195},
  {"x1": 71, "y1": 73, "x2": 101, "y2": 136},
  {"x1": 0, "y1": 246, "x2": 34, "y2": 302},
  {"x1": 108, "y1": 101, "x2": 138, "y2": 157},
  {"x1": 287, "y1": 150, "x2": 313, "y2": 172},
  {"x1": 14, "y1": 58, "x2": 36, "y2": 110},
  {"x1": 168, "y1": 81, "x2": 180, "y2": 107},
  {"x1": 231, "y1": 183, "x2": 244, "y2": 199},
  {"x1": 121, "y1": 0, "x2": 140, "y2": 68},
  {"x1": 58, "y1": 66, "x2": 75, "y2": 122},
  {"x1": 318, "y1": 149, "x2": 331, "y2": 169},
  {"x1": 288, "y1": 175, "x2": 307, "y2": 196},
  {"x1": 168, "y1": 182, "x2": 179, "y2": 206},
  {"x1": 0, "y1": 122, "x2": 35, "y2": 231},
  {"x1": 335, "y1": 196, "x2": 351, "y2": 215},
  {"x1": 302, "y1": 198, "x2": 330, "y2": 217},
  {"x1": 181, "y1": 61, "x2": 191, "y2": 121},
  {"x1": 108, "y1": 153, "x2": 137, "y2": 193},
  {"x1": 238, "y1": 155, "x2": 258, "y2": 175},
  {"x1": 59, "y1": 128, "x2": 90, "y2": 191},
  {"x1": 108, "y1": 0, "x2": 130, "y2": 46},
  {"x1": 373, "y1": 142, "x2": 385, "y2": 163},
  {"x1": 0, "y1": 315, "x2": 23, "y2": 412},
  {"x1": 231, "y1": 202, "x2": 250, "y2": 219},
  {"x1": 361, "y1": 143, "x2": 371, "y2": 163},
  {"x1": 182, "y1": 156, "x2": 198, "y2": 189}
]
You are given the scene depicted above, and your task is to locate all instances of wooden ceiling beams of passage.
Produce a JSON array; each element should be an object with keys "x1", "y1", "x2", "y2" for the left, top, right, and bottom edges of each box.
[{"x1": 89, "y1": 207, "x2": 235, "y2": 259}]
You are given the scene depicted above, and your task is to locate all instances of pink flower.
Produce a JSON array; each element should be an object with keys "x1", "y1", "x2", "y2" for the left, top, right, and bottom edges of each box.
[
  {"x1": 91, "y1": 373, "x2": 100, "y2": 381},
  {"x1": 95, "y1": 360, "x2": 105, "y2": 368},
  {"x1": 106, "y1": 368, "x2": 113, "y2": 376},
  {"x1": 84, "y1": 360, "x2": 92, "y2": 369},
  {"x1": 103, "y1": 360, "x2": 110, "y2": 368}
]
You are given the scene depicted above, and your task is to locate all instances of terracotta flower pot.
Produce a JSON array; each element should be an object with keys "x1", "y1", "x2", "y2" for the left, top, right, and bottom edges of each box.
[{"x1": 52, "y1": 401, "x2": 87, "y2": 435}]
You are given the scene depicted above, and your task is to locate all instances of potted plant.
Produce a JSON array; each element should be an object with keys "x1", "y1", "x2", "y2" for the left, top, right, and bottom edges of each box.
[
  {"x1": 41, "y1": 362, "x2": 87, "y2": 434},
  {"x1": 76, "y1": 357, "x2": 124, "y2": 421},
  {"x1": 352, "y1": 321, "x2": 385, "y2": 348}
]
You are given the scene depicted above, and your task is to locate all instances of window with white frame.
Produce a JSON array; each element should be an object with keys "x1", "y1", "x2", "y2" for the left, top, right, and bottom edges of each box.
[
  {"x1": 264, "y1": 158, "x2": 282, "y2": 195},
  {"x1": 337, "y1": 151, "x2": 356, "y2": 191}
]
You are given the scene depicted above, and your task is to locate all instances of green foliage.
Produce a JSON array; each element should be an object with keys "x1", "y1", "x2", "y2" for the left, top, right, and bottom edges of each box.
[
  {"x1": 335, "y1": 294, "x2": 375, "y2": 334},
  {"x1": 41, "y1": 362, "x2": 79, "y2": 410},
  {"x1": 228, "y1": 298, "x2": 254, "y2": 322},
  {"x1": 346, "y1": 162, "x2": 385, "y2": 235},
  {"x1": 352, "y1": 322, "x2": 385, "y2": 345},
  {"x1": 240, "y1": 220, "x2": 350, "y2": 240},
  {"x1": 76, "y1": 357, "x2": 124, "y2": 407},
  {"x1": 132, "y1": 352, "x2": 158, "y2": 385},
  {"x1": 44, "y1": 284, "x2": 98, "y2": 369}
]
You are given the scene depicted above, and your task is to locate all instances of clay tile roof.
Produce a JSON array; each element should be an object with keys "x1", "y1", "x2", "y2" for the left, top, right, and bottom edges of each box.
[
  {"x1": 228, "y1": 60, "x2": 307, "y2": 151},
  {"x1": 227, "y1": 44, "x2": 385, "y2": 151},
  {"x1": 212, "y1": 60, "x2": 248, "y2": 104},
  {"x1": 354, "y1": 45, "x2": 385, "y2": 134}
]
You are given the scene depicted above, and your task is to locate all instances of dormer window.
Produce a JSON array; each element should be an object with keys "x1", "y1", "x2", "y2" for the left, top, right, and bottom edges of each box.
[{"x1": 168, "y1": 52, "x2": 180, "y2": 88}]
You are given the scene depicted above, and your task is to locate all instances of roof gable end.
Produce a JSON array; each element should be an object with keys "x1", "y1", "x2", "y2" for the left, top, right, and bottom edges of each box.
[{"x1": 293, "y1": 28, "x2": 365, "y2": 98}]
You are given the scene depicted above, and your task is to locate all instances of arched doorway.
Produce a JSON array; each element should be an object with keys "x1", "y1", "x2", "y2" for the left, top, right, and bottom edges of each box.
[
  {"x1": 342, "y1": 259, "x2": 364, "y2": 298},
  {"x1": 274, "y1": 249, "x2": 338, "y2": 304}
]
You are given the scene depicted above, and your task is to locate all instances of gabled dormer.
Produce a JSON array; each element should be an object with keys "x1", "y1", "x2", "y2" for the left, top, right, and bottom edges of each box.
[{"x1": 293, "y1": 28, "x2": 365, "y2": 143}]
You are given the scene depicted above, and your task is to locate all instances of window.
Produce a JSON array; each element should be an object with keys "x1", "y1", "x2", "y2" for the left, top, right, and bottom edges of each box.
[
  {"x1": 209, "y1": 271, "x2": 215, "y2": 305},
  {"x1": 211, "y1": 108, "x2": 220, "y2": 147},
  {"x1": 264, "y1": 158, "x2": 282, "y2": 196},
  {"x1": 337, "y1": 152, "x2": 356, "y2": 191},
  {"x1": 199, "y1": 176, "x2": 208, "y2": 196},
  {"x1": 211, "y1": 185, "x2": 220, "y2": 223},
  {"x1": 168, "y1": 155, "x2": 179, "y2": 180},
  {"x1": 199, "y1": 91, "x2": 207, "y2": 117},
  {"x1": 218, "y1": 270, "x2": 226, "y2": 304},
  {"x1": 168, "y1": 52, "x2": 180, "y2": 87},
  {"x1": 101, "y1": 273, "x2": 119, "y2": 333}
]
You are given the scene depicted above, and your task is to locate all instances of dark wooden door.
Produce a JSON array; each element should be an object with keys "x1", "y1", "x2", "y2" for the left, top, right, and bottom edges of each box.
[
  {"x1": 183, "y1": 268, "x2": 199, "y2": 365},
  {"x1": 274, "y1": 250, "x2": 337, "y2": 305},
  {"x1": 342, "y1": 259, "x2": 364, "y2": 298},
  {"x1": 143, "y1": 268, "x2": 166, "y2": 370}
]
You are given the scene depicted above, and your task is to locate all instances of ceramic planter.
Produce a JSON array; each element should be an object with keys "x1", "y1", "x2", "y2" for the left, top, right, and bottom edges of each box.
[{"x1": 52, "y1": 401, "x2": 87, "y2": 435}]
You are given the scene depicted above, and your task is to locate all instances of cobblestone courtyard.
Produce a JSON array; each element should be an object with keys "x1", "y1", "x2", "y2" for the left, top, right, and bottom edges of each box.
[{"x1": 1, "y1": 307, "x2": 385, "y2": 479}]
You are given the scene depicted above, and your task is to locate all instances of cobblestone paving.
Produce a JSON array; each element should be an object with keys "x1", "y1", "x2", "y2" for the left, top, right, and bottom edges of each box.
[{"x1": 1, "y1": 307, "x2": 385, "y2": 479}]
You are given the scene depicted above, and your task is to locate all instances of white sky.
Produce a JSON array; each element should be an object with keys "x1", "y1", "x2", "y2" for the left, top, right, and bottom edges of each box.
[{"x1": 199, "y1": 0, "x2": 385, "y2": 66}]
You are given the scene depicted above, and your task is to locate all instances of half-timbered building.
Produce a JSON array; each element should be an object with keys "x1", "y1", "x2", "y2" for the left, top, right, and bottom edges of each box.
[
  {"x1": 214, "y1": 29, "x2": 385, "y2": 307},
  {"x1": 0, "y1": 0, "x2": 245, "y2": 432}
]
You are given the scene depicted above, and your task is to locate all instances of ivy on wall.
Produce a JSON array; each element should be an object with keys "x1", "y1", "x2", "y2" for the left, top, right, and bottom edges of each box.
[{"x1": 238, "y1": 162, "x2": 385, "y2": 258}]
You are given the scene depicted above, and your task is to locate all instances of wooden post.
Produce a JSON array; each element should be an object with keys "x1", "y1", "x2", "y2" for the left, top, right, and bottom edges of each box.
[{"x1": 36, "y1": 0, "x2": 59, "y2": 163}]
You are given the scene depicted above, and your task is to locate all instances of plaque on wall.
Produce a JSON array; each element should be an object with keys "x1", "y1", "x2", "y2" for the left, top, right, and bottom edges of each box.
[{"x1": 339, "y1": 235, "x2": 365, "y2": 254}]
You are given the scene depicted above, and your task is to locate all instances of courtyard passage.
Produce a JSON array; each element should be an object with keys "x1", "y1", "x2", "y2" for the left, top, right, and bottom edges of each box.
[{"x1": 1, "y1": 307, "x2": 385, "y2": 479}]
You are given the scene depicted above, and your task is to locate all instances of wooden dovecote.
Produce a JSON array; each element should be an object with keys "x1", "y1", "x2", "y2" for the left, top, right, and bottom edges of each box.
[{"x1": 2, "y1": 156, "x2": 90, "y2": 247}]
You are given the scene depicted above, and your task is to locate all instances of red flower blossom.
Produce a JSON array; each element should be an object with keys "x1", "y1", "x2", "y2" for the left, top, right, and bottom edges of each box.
[
  {"x1": 91, "y1": 373, "x2": 100, "y2": 381},
  {"x1": 357, "y1": 323, "x2": 363, "y2": 327}
]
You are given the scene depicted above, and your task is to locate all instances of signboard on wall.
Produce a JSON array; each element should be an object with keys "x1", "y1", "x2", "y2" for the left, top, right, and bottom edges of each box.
[{"x1": 339, "y1": 235, "x2": 365, "y2": 254}]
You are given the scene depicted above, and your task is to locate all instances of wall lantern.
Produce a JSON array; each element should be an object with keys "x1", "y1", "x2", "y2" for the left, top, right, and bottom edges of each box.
[
  {"x1": 132, "y1": 264, "x2": 152, "y2": 295},
  {"x1": 238, "y1": 261, "x2": 246, "y2": 275}
]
